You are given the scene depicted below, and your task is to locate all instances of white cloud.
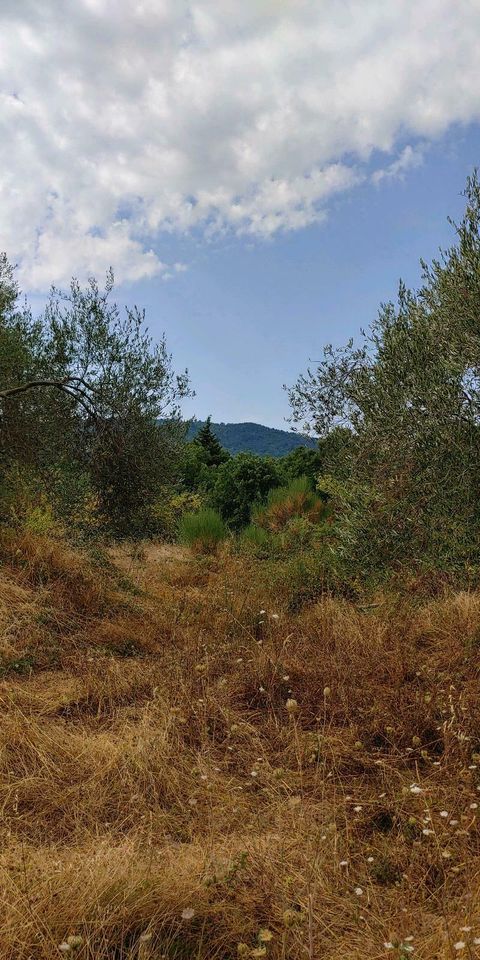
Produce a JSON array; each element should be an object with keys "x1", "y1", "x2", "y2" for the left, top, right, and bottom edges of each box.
[
  {"x1": 372, "y1": 144, "x2": 426, "y2": 185},
  {"x1": 0, "y1": 0, "x2": 479, "y2": 289}
]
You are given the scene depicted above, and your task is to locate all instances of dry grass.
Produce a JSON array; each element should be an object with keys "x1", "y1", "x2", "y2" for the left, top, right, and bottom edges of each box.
[{"x1": 0, "y1": 530, "x2": 480, "y2": 959}]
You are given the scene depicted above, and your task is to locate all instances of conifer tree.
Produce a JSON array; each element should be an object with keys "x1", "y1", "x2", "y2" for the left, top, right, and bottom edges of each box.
[{"x1": 194, "y1": 416, "x2": 229, "y2": 467}]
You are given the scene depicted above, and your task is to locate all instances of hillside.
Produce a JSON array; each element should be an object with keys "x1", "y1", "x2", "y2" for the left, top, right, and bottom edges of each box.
[
  {"x1": 187, "y1": 420, "x2": 317, "y2": 456},
  {"x1": 1, "y1": 528, "x2": 480, "y2": 958}
]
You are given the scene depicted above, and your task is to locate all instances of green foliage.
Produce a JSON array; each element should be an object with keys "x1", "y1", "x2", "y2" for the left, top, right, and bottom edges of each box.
[
  {"x1": 180, "y1": 440, "x2": 220, "y2": 493},
  {"x1": 239, "y1": 523, "x2": 273, "y2": 558},
  {"x1": 187, "y1": 419, "x2": 317, "y2": 457},
  {"x1": 193, "y1": 416, "x2": 229, "y2": 467},
  {"x1": 178, "y1": 508, "x2": 227, "y2": 554},
  {"x1": 280, "y1": 446, "x2": 324, "y2": 485},
  {"x1": 279, "y1": 430, "x2": 352, "y2": 485},
  {"x1": 210, "y1": 453, "x2": 282, "y2": 529},
  {"x1": 0, "y1": 263, "x2": 191, "y2": 537},
  {"x1": 288, "y1": 172, "x2": 480, "y2": 576},
  {"x1": 252, "y1": 476, "x2": 329, "y2": 532}
]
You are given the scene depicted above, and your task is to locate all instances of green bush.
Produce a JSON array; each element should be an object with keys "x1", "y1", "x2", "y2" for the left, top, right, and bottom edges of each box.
[
  {"x1": 178, "y1": 508, "x2": 227, "y2": 554},
  {"x1": 210, "y1": 453, "x2": 282, "y2": 529},
  {"x1": 252, "y1": 476, "x2": 329, "y2": 532},
  {"x1": 239, "y1": 523, "x2": 273, "y2": 558}
]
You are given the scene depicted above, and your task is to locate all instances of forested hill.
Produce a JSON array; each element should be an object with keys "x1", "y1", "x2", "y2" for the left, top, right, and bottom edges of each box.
[{"x1": 187, "y1": 420, "x2": 317, "y2": 456}]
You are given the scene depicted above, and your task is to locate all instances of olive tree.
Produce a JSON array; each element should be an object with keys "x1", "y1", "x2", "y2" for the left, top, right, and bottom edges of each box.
[
  {"x1": 287, "y1": 173, "x2": 480, "y2": 571},
  {"x1": 0, "y1": 264, "x2": 191, "y2": 534}
]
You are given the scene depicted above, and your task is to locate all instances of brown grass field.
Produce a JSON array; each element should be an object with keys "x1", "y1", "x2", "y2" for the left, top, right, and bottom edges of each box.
[{"x1": 1, "y1": 529, "x2": 480, "y2": 959}]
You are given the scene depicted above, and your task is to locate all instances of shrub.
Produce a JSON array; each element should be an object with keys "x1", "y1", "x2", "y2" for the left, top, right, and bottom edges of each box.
[
  {"x1": 239, "y1": 523, "x2": 273, "y2": 558},
  {"x1": 253, "y1": 476, "x2": 329, "y2": 532},
  {"x1": 178, "y1": 508, "x2": 227, "y2": 554},
  {"x1": 210, "y1": 453, "x2": 282, "y2": 529}
]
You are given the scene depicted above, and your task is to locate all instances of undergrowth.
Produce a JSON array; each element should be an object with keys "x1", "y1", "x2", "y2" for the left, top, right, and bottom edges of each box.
[{"x1": 0, "y1": 531, "x2": 479, "y2": 958}]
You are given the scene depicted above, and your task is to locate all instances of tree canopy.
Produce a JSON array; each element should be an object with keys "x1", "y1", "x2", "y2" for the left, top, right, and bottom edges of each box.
[
  {"x1": 287, "y1": 172, "x2": 480, "y2": 571},
  {"x1": 0, "y1": 263, "x2": 191, "y2": 534}
]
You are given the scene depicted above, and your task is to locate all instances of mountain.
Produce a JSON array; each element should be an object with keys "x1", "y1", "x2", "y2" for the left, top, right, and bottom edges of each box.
[{"x1": 187, "y1": 420, "x2": 317, "y2": 457}]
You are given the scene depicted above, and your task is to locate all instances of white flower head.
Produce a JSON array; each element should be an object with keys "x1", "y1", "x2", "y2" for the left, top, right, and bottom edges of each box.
[{"x1": 181, "y1": 907, "x2": 195, "y2": 920}]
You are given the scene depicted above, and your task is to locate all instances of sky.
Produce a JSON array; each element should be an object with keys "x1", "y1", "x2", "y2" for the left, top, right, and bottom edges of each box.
[{"x1": 1, "y1": 1, "x2": 480, "y2": 428}]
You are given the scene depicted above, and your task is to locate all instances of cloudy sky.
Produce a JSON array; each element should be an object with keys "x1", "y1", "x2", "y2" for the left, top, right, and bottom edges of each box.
[{"x1": 1, "y1": 0, "x2": 480, "y2": 426}]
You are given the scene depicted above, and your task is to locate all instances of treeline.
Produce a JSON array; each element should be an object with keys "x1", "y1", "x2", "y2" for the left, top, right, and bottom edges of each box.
[
  {"x1": 187, "y1": 420, "x2": 317, "y2": 456},
  {"x1": 2, "y1": 172, "x2": 480, "y2": 585}
]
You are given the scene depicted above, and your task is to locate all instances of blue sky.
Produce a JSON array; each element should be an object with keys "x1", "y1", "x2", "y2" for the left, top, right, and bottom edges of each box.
[
  {"x1": 2, "y1": 1, "x2": 480, "y2": 428},
  {"x1": 120, "y1": 125, "x2": 480, "y2": 427}
]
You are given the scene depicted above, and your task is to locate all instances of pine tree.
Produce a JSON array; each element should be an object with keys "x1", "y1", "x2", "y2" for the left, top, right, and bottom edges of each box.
[{"x1": 194, "y1": 416, "x2": 229, "y2": 467}]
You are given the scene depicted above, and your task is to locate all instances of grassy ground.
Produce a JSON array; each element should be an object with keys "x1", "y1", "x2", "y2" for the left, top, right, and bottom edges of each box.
[{"x1": 0, "y1": 530, "x2": 480, "y2": 959}]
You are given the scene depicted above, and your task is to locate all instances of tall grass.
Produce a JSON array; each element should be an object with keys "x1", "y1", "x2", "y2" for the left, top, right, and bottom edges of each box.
[{"x1": 1, "y1": 530, "x2": 480, "y2": 958}]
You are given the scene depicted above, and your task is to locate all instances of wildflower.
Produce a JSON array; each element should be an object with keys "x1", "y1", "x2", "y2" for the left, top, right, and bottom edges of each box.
[
  {"x1": 384, "y1": 943, "x2": 395, "y2": 950},
  {"x1": 66, "y1": 936, "x2": 83, "y2": 949},
  {"x1": 459, "y1": 927, "x2": 472, "y2": 933},
  {"x1": 404, "y1": 937, "x2": 414, "y2": 942},
  {"x1": 286, "y1": 698, "x2": 299, "y2": 714},
  {"x1": 367, "y1": 856, "x2": 374, "y2": 863},
  {"x1": 250, "y1": 770, "x2": 258, "y2": 777},
  {"x1": 454, "y1": 942, "x2": 466, "y2": 951},
  {"x1": 473, "y1": 938, "x2": 480, "y2": 946},
  {"x1": 450, "y1": 819, "x2": 459, "y2": 825},
  {"x1": 354, "y1": 887, "x2": 364, "y2": 896},
  {"x1": 283, "y1": 674, "x2": 290, "y2": 681},
  {"x1": 237, "y1": 944, "x2": 250, "y2": 957},
  {"x1": 422, "y1": 829, "x2": 434, "y2": 836},
  {"x1": 403, "y1": 946, "x2": 414, "y2": 953},
  {"x1": 354, "y1": 740, "x2": 363, "y2": 750},
  {"x1": 258, "y1": 929, "x2": 273, "y2": 943},
  {"x1": 271, "y1": 613, "x2": 279, "y2": 620},
  {"x1": 251, "y1": 949, "x2": 267, "y2": 958},
  {"x1": 409, "y1": 785, "x2": 423, "y2": 795},
  {"x1": 470, "y1": 803, "x2": 478, "y2": 810},
  {"x1": 58, "y1": 946, "x2": 71, "y2": 955},
  {"x1": 181, "y1": 907, "x2": 195, "y2": 920},
  {"x1": 353, "y1": 805, "x2": 363, "y2": 813},
  {"x1": 139, "y1": 932, "x2": 152, "y2": 943},
  {"x1": 339, "y1": 860, "x2": 348, "y2": 867},
  {"x1": 440, "y1": 811, "x2": 449, "y2": 818},
  {"x1": 412, "y1": 736, "x2": 421, "y2": 747},
  {"x1": 283, "y1": 909, "x2": 298, "y2": 927}
]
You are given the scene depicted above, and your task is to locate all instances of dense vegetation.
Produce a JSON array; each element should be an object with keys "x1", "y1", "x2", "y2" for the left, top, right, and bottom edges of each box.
[
  {"x1": 3, "y1": 173, "x2": 480, "y2": 581},
  {"x1": 1, "y1": 174, "x2": 480, "y2": 959}
]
